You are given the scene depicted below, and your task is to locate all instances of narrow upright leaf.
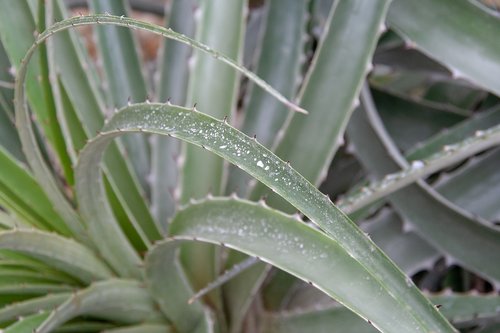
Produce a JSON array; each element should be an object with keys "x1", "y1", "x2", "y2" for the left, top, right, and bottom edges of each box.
[
  {"x1": 151, "y1": 0, "x2": 196, "y2": 231},
  {"x1": 252, "y1": 0, "x2": 391, "y2": 210},
  {"x1": 182, "y1": 0, "x2": 245, "y2": 200},
  {"x1": 90, "y1": 0, "x2": 151, "y2": 195}
]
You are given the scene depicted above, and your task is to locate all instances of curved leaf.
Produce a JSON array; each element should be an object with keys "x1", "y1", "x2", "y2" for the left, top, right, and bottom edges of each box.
[
  {"x1": 262, "y1": 293, "x2": 500, "y2": 333},
  {"x1": 167, "y1": 198, "x2": 451, "y2": 333},
  {"x1": 347, "y1": 85, "x2": 500, "y2": 281},
  {"x1": 407, "y1": 104, "x2": 500, "y2": 160},
  {"x1": 145, "y1": 239, "x2": 212, "y2": 333},
  {"x1": 35, "y1": 279, "x2": 165, "y2": 333},
  {"x1": 436, "y1": 148, "x2": 500, "y2": 221},
  {"x1": 13, "y1": 11, "x2": 307, "y2": 248},
  {"x1": 388, "y1": 0, "x2": 500, "y2": 97},
  {"x1": 76, "y1": 102, "x2": 455, "y2": 332},
  {"x1": 39, "y1": 14, "x2": 306, "y2": 114},
  {"x1": 0, "y1": 230, "x2": 113, "y2": 283},
  {"x1": 338, "y1": 121, "x2": 500, "y2": 214}
]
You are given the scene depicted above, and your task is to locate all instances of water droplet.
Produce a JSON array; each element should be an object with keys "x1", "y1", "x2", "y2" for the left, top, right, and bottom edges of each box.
[
  {"x1": 443, "y1": 145, "x2": 456, "y2": 153},
  {"x1": 257, "y1": 160, "x2": 264, "y2": 168},
  {"x1": 411, "y1": 160, "x2": 424, "y2": 170},
  {"x1": 219, "y1": 145, "x2": 227, "y2": 149}
]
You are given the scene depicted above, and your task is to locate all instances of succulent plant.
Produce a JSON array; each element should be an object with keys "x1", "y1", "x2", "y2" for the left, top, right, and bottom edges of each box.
[{"x1": 0, "y1": 0, "x2": 499, "y2": 332}]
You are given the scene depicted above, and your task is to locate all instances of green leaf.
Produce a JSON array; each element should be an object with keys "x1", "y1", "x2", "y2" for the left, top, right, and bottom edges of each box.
[
  {"x1": 429, "y1": 293, "x2": 500, "y2": 324},
  {"x1": 0, "y1": 283, "x2": 74, "y2": 296},
  {"x1": 276, "y1": 0, "x2": 389, "y2": 183},
  {"x1": 407, "y1": 104, "x2": 500, "y2": 160},
  {"x1": 252, "y1": 0, "x2": 391, "y2": 210},
  {"x1": 4, "y1": 312, "x2": 49, "y2": 333},
  {"x1": 228, "y1": 0, "x2": 308, "y2": 197},
  {"x1": 0, "y1": 230, "x2": 113, "y2": 283},
  {"x1": 180, "y1": 0, "x2": 246, "y2": 323},
  {"x1": 38, "y1": 0, "x2": 74, "y2": 185},
  {"x1": 182, "y1": 0, "x2": 245, "y2": 200},
  {"x1": 387, "y1": 0, "x2": 500, "y2": 96},
  {"x1": 51, "y1": 2, "x2": 161, "y2": 245},
  {"x1": 52, "y1": 321, "x2": 116, "y2": 332},
  {"x1": 373, "y1": 88, "x2": 467, "y2": 152},
  {"x1": 220, "y1": 255, "x2": 268, "y2": 333},
  {"x1": 338, "y1": 120, "x2": 500, "y2": 215},
  {"x1": 0, "y1": 1, "x2": 54, "y2": 152},
  {"x1": 373, "y1": 44, "x2": 449, "y2": 76},
  {"x1": 150, "y1": 0, "x2": 196, "y2": 230},
  {"x1": 0, "y1": 210, "x2": 19, "y2": 229},
  {"x1": 169, "y1": 198, "x2": 454, "y2": 333},
  {"x1": 0, "y1": 293, "x2": 69, "y2": 323},
  {"x1": 0, "y1": 147, "x2": 69, "y2": 234},
  {"x1": 102, "y1": 324, "x2": 172, "y2": 333},
  {"x1": 89, "y1": 0, "x2": 151, "y2": 195},
  {"x1": 14, "y1": 11, "x2": 307, "y2": 247},
  {"x1": 0, "y1": 42, "x2": 23, "y2": 162},
  {"x1": 145, "y1": 240, "x2": 212, "y2": 333},
  {"x1": 75, "y1": 136, "x2": 144, "y2": 278},
  {"x1": 77, "y1": 102, "x2": 455, "y2": 332},
  {"x1": 436, "y1": 148, "x2": 500, "y2": 221},
  {"x1": 261, "y1": 293, "x2": 500, "y2": 333},
  {"x1": 262, "y1": 306, "x2": 377, "y2": 333},
  {"x1": 0, "y1": 267, "x2": 73, "y2": 284},
  {"x1": 35, "y1": 279, "x2": 165, "y2": 333},
  {"x1": 363, "y1": 209, "x2": 439, "y2": 275},
  {"x1": 423, "y1": 80, "x2": 487, "y2": 111},
  {"x1": 340, "y1": 102, "x2": 500, "y2": 215},
  {"x1": 240, "y1": 0, "x2": 307, "y2": 150},
  {"x1": 347, "y1": 86, "x2": 500, "y2": 281}
]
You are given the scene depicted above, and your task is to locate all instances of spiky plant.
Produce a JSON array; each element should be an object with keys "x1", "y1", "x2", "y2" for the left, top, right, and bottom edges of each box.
[{"x1": 0, "y1": 0, "x2": 499, "y2": 332}]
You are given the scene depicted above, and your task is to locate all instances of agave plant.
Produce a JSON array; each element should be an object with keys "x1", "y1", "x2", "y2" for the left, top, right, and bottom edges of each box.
[{"x1": 0, "y1": 0, "x2": 499, "y2": 332}]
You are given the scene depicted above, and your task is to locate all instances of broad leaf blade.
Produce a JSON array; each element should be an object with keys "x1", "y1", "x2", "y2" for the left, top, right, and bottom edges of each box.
[
  {"x1": 77, "y1": 102, "x2": 456, "y2": 332},
  {"x1": 169, "y1": 198, "x2": 452, "y2": 333},
  {"x1": 387, "y1": 0, "x2": 500, "y2": 96}
]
